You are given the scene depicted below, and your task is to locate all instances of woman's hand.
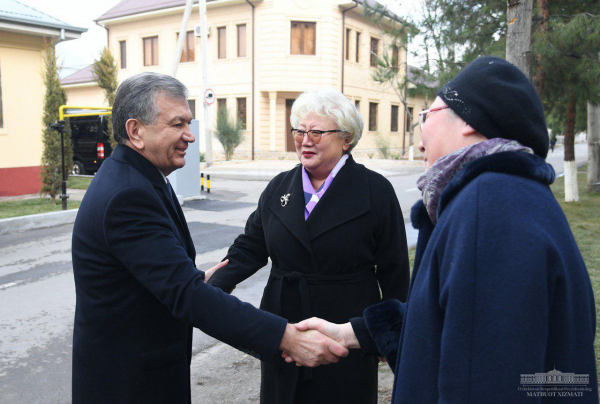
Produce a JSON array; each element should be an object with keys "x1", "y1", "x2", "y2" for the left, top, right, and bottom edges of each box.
[{"x1": 204, "y1": 259, "x2": 229, "y2": 283}]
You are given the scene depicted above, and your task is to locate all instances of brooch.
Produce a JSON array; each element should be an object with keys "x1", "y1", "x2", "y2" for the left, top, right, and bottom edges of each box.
[{"x1": 280, "y1": 193, "x2": 291, "y2": 207}]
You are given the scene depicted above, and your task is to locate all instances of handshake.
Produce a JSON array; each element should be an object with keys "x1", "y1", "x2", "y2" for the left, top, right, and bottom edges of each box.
[
  {"x1": 204, "y1": 261, "x2": 367, "y2": 368},
  {"x1": 278, "y1": 318, "x2": 361, "y2": 367}
]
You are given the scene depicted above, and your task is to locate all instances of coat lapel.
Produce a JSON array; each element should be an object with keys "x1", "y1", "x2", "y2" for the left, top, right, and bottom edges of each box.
[
  {"x1": 268, "y1": 166, "x2": 313, "y2": 254},
  {"x1": 305, "y1": 156, "x2": 371, "y2": 240},
  {"x1": 171, "y1": 190, "x2": 196, "y2": 260}
]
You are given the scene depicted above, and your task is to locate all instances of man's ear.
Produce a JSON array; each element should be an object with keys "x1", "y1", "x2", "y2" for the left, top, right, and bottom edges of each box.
[{"x1": 125, "y1": 119, "x2": 145, "y2": 150}]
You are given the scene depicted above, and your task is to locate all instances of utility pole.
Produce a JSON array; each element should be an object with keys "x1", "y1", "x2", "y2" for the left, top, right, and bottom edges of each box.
[
  {"x1": 199, "y1": 0, "x2": 213, "y2": 166},
  {"x1": 506, "y1": 0, "x2": 533, "y2": 78},
  {"x1": 588, "y1": 100, "x2": 600, "y2": 193},
  {"x1": 170, "y1": 0, "x2": 194, "y2": 77}
]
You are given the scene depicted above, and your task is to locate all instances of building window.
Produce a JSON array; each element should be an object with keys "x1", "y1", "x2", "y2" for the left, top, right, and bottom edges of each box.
[
  {"x1": 355, "y1": 100, "x2": 360, "y2": 111},
  {"x1": 179, "y1": 31, "x2": 195, "y2": 62},
  {"x1": 355, "y1": 32, "x2": 360, "y2": 63},
  {"x1": 119, "y1": 41, "x2": 127, "y2": 69},
  {"x1": 345, "y1": 28, "x2": 351, "y2": 61},
  {"x1": 291, "y1": 21, "x2": 316, "y2": 55},
  {"x1": 143, "y1": 36, "x2": 159, "y2": 66},
  {"x1": 406, "y1": 107, "x2": 414, "y2": 132},
  {"x1": 217, "y1": 98, "x2": 227, "y2": 115},
  {"x1": 370, "y1": 37, "x2": 379, "y2": 67},
  {"x1": 237, "y1": 24, "x2": 247, "y2": 57},
  {"x1": 218, "y1": 27, "x2": 226, "y2": 59},
  {"x1": 392, "y1": 45, "x2": 399, "y2": 69},
  {"x1": 188, "y1": 99, "x2": 196, "y2": 120},
  {"x1": 391, "y1": 105, "x2": 399, "y2": 132},
  {"x1": 237, "y1": 97, "x2": 247, "y2": 129},
  {"x1": 369, "y1": 102, "x2": 378, "y2": 131}
]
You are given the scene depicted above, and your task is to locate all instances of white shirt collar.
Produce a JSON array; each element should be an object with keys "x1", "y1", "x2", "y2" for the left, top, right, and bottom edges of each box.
[{"x1": 157, "y1": 168, "x2": 168, "y2": 184}]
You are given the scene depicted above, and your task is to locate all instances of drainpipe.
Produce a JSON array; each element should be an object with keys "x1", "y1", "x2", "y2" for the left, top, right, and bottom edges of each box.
[
  {"x1": 245, "y1": 0, "x2": 256, "y2": 160},
  {"x1": 341, "y1": 0, "x2": 358, "y2": 94}
]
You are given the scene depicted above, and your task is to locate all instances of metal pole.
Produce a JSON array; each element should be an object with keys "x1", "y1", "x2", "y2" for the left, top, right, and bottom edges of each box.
[
  {"x1": 199, "y1": 0, "x2": 213, "y2": 167},
  {"x1": 244, "y1": 0, "x2": 255, "y2": 160},
  {"x1": 171, "y1": 0, "x2": 194, "y2": 77},
  {"x1": 59, "y1": 122, "x2": 68, "y2": 210}
]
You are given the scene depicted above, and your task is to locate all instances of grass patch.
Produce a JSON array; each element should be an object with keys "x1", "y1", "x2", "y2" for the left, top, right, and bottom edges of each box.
[
  {"x1": 0, "y1": 198, "x2": 80, "y2": 219},
  {"x1": 550, "y1": 164, "x2": 600, "y2": 379},
  {"x1": 67, "y1": 176, "x2": 92, "y2": 190}
]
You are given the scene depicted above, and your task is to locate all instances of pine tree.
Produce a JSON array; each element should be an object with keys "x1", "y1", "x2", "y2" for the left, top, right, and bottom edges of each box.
[
  {"x1": 40, "y1": 41, "x2": 70, "y2": 202},
  {"x1": 535, "y1": 12, "x2": 600, "y2": 201},
  {"x1": 92, "y1": 46, "x2": 118, "y2": 149}
]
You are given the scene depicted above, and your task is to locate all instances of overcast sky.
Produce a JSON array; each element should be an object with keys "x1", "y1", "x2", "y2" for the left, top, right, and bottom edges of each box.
[{"x1": 17, "y1": 0, "x2": 423, "y2": 78}]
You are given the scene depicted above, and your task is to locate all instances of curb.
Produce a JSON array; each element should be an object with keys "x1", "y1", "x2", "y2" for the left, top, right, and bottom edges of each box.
[
  {"x1": 0, "y1": 209, "x2": 79, "y2": 235},
  {"x1": 0, "y1": 194, "x2": 208, "y2": 235}
]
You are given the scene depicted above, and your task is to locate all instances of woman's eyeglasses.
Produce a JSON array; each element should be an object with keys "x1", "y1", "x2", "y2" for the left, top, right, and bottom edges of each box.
[
  {"x1": 418, "y1": 105, "x2": 450, "y2": 129},
  {"x1": 291, "y1": 129, "x2": 343, "y2": 144}
]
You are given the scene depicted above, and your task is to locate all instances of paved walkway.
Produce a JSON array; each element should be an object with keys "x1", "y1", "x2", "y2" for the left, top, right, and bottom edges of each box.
[{"x1": 201, "y1": 157, "x2": 425, "y2": 180}]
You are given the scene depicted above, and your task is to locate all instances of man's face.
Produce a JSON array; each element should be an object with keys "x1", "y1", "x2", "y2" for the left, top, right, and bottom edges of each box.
[
  {"x1": 418, "y1": 97, "x2": 467, "y2": 169},
  {"x1": 137, "y1": 94, "x2": 195, "y2": 176}
]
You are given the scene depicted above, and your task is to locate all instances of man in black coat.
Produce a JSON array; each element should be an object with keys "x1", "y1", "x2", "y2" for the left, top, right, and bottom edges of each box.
[{"x1": 71, "y1": 72, "x2": 348, "y2": 404}]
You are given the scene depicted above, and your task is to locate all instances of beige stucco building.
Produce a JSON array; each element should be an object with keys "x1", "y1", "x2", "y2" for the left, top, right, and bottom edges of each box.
[
  {"x1": 0, "y1": 0, "x2": 86, "y2": 196},
  {"x1": 74, "y1": 0, "x2": 429, "y2": 160}
]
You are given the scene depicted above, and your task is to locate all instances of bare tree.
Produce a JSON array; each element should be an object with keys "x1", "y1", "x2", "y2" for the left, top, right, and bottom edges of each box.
[
  {"x1": 506, "y1": 0, "x2": 533, "y2": 78},
  {"x1": 588, "y1": 100, "x2": 600, "y2": 193}
]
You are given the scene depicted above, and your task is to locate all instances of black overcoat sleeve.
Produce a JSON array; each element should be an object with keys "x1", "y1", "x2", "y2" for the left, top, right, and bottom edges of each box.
[
  {"x1": 104, "y1": 186, "x2": 287, "y2": 362},
  {"x1": 208, "y1": 188, "x2": 270, "y2": 292}
]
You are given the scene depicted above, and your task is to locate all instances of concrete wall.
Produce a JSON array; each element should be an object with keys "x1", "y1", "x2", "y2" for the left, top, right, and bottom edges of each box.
[
  {"x1": 63, "y1": 84, "x2": 106, "y2": 107},
  {"x1": 0, "y1": 32, "x2": 46, "y2": 195}
]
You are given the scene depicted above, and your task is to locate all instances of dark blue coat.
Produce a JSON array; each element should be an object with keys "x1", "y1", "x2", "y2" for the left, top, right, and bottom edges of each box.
[
  {"x1": 352, "y1": 151, "x2": 598, "y2": 403},
  {"x1": 71, "y1": 145, "x2": 287, "y2": 404}
]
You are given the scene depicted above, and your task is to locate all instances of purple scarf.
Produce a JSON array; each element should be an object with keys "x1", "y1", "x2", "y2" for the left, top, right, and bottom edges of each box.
[
  {"x1": 417, "y1": 139, "x2": 533, "y2": 224},
  {"x1": 302, "y1": 154, "x2": 348, "y2": 220}
]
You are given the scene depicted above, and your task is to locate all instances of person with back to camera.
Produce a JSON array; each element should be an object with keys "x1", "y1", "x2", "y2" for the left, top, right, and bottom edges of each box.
[{"x1": 289, "y1": 57, "x2": 599, "y2": 403}]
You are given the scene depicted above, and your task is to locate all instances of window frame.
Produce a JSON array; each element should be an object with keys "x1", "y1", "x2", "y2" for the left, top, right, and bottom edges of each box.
[
  {"x1": 143, "y1": 36, "x2": 159, "y2": 66},
  {"x1": 391, "y1": 105, "x2": 399, "y2": 133},
  {"x1": 369, "y1": 102, "x2": 378, "y2": 132},
  {"x1": 370, "y1": 37, "x2": 379, "y2": 67},
  {"x1": 236, "y1": 97, "x2": 247, "y2": 130},
  {"x1": 406, "y1": 106, "x2": 414, "y2": 132},
  {"x1": 119, "y1": 40, "x2": 127, "y2": 69},
  {"x1": 217, "y1": 26, "x2": 227, "y2": 59},
  {"x1": 237, "y1": 24, "x2": 247, "y2": 58},
  {"x1": 345, "y1": 28, "x2": 351, "y2": 61},
  {"x1": 217, "y1": 98, "x2": 227, "y2": 115},
  {"x1": 290, "y1": 21, "x2": 317, "y2": 56},
  {"x1": 355, "y1": 31, "x2": 361, "y2": 63},
  {"x1": 188, "y1": 99, "x2": 196, "y2": 120},
  {"x1": 178, "y1": 31, "x2": 195, "y2": 63}
]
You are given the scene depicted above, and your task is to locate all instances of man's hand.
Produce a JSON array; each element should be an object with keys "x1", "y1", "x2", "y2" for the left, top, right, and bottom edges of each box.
[
  {"x1": 203, "y1": 259, "x2": 229, "y2": 283},
  {"x1": 279, "y1": 324, "x2": 349, "y2": 367},
  {"x1": 296, "y1": 318, "x2": 360, "y2": 349}
]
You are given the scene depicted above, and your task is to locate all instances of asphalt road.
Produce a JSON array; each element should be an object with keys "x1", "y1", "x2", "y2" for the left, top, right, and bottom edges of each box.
[{"x1": 0, "y1": 143, "x2": 588, "y2": 403}]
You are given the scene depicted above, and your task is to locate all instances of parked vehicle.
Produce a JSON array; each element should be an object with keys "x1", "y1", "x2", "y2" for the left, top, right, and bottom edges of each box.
[{"x1": 69, "y1": 115, "x2": 113, "y2": 175}]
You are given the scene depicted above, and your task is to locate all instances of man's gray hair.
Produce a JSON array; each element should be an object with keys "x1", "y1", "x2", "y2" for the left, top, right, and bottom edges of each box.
[
  {"x1": 290, "y1": 89, "x2": 364, "y2": 153},
  {"x1": 112, "y1": 72, "x2": 189, "y2": 145}
]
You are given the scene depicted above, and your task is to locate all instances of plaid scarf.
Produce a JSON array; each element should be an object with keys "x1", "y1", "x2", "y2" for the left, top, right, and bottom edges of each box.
[{"x1": 417, "y1": 138, "x2": 533, "y2": 225}]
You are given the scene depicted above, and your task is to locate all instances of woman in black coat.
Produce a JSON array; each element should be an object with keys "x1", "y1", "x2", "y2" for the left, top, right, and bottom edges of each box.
[{"x1": 208, "y1": 89, "x2": 410, "y2": 404}]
